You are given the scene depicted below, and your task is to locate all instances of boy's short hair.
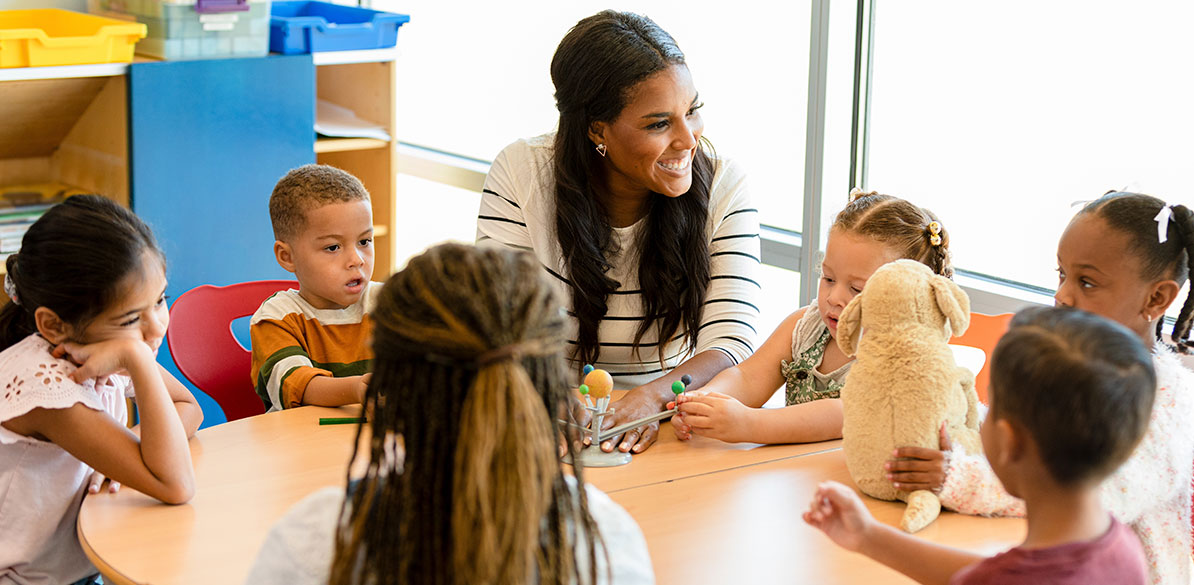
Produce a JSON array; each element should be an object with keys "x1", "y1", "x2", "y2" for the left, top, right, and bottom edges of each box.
[
  {"x1": 269, "y1": 164, "x2": 370, "y2": 241},
  {"x1": 989, "y1": 306, "x2": 1155, "y2": 486}
]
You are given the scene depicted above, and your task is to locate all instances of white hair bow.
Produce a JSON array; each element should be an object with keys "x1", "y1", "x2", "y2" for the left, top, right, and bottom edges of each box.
[{"x1": 1155, "y1": 205, "x2": 1173, "y2": 244}]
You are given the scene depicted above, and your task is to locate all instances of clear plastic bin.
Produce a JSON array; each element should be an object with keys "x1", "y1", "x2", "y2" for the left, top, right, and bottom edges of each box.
[{"x1": 91, "y1": 0, "x2": 270, "y2": 60}]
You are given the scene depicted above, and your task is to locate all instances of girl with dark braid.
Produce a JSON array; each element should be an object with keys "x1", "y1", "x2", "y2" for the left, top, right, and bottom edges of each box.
[
  {"x1": 888, "y1": 191, "x2": 1194, "y2": 585},
  {"x1": 245, "y1": 243, "x2": 654, "y2": 585}
]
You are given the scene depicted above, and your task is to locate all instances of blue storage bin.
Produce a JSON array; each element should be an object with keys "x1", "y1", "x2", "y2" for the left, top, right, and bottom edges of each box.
[{"x1": 269, "y1": 1, "x2": 408, "y2": 54}]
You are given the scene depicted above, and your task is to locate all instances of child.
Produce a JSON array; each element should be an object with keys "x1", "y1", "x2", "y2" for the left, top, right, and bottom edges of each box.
[
  {"x1": 0, "y1": 195, "x2": 203, "y2": 584},
  {"x1": 886, "y1": 192, "x2": 1194, "y2": 585},
  {"x1": 673, "y1": 189, "x2": 953, "y2": 444},
  {"x1": 250, "y1": 164, "x2": 381, "y2": 412},
  {"x1": 244, "y1": 243, "x2": 654, "y2": 585},
  {"x1": 805, "y1": 306, "x2": 1154, "y2": 585}
]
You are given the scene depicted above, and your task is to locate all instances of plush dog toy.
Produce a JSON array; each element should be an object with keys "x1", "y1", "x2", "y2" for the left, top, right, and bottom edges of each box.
[{"x1": 837, "y1": 259, "x2": 982, "y2": 533}]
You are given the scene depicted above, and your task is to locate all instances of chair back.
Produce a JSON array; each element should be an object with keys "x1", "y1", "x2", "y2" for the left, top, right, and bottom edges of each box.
[
  {"x1": 949, "y1": 312, "x2": 1013, "y2": 404},
  {"x1": 166, "y1": 280, "x2": 297, "y2": 421}
]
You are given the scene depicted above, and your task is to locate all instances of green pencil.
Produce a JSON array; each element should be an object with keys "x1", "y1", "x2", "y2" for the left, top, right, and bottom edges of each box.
[{"x1": 319, "y1": 417, "x2": 365, "y2": 425}]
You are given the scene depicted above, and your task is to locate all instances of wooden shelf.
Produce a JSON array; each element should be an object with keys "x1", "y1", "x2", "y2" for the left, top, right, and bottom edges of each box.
[
  {"x1": 312, "y1": 48, "x2": 399, "y2": 66},
  {"x1": 0, "y1": 63, "x2": 129, "y2": 82},
  {"x1": 314, "y1": 137, "x2": 389, "y2": 154}
]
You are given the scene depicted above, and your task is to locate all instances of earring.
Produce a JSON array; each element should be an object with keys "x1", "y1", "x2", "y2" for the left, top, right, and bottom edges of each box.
[
  {"x1": 595, "y1": 143, "x2": 607, "y2": 157},
  {"x1": 1146, "y1": 313, "x2": 1155, "y2": 323}
]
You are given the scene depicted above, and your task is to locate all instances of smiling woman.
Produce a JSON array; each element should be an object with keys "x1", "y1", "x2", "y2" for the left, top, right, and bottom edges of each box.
[{"x1": 476, "y1": 10, "x2": 761, "y2": 454}]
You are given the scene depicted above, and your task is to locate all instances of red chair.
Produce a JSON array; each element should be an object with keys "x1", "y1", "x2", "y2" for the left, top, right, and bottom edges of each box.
[
  {"x1": 950, "y1": 312, "x2": 1014, "y2": 405},
  {"x1": 166, "y1": 280, "x2": 297, "y2": 422}
]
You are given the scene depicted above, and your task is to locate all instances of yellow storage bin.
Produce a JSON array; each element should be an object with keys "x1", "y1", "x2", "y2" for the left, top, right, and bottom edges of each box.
[{"x1": 0, "y1": 9, "x2": 146, "y2": 68}]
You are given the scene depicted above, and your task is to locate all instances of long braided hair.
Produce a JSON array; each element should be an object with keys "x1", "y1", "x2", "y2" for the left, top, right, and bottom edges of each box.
[
  {"x1": 329, "y1": 243, "x2": 603, "y2": 585},
  {"x1": 1079, "y1": 191, "x2": 1194, "y2": 351},
  {"x1": 550, "y1": 10, "x2": 715, "y2": 367}
]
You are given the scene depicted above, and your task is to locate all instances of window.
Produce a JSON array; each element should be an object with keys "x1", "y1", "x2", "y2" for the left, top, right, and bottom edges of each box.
[
  {"x1": 866, "y1": 2, "x2": 1194, "y2": 292},
  {"x1": 378, "y1": 0, "x2": 821, "y2": 232}
]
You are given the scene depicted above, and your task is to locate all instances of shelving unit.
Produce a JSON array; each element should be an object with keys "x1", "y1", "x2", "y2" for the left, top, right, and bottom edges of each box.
[
  {"x1": 0, "y1": 65, "x2": 130, "y2": 282},
  {"x1": 313, "y1": 49, "x2": 398, "y2": 276}
]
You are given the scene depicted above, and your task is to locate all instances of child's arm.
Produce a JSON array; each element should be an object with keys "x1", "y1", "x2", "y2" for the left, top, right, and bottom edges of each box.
[
  {"x1": 159, "y1": 365, "x2": 203, "y2": 437},
  {"x1": 250, "y1": 318, "x2": 364, "y2": 409},
  {"x1": 678, "y1": 392, "x2": 842, "y2": 444},
  {"x1": 6, "y1": 339, "x2": 195, "y2": 504},
  {"x1": 804, "y1": 481, "x2": 983, "y2": 585},
  {"x1": 672, "y1": 308, "x2": 804, "y2": 441},
  {"x1": 302, "y1": 374, "x2": 369, "y2": 407}
]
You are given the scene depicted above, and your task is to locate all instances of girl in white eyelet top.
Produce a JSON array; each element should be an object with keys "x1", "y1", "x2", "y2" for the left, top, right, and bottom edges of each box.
[{"x1": 0, "y1": 195, "x2": 203, "y2": 585}]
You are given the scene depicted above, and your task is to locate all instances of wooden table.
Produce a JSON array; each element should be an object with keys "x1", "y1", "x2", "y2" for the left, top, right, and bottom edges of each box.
[{"x1": 78, "y1": 405, "x2": 1024, "y2": 585}]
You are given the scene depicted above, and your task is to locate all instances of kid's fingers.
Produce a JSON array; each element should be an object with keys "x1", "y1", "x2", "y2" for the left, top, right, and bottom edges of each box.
[
  {"x1": 891, "y1": 446, "x2": 944, "y2": 461},
  {"x1": 886, "y1": 472, "x2": 937, "y2": 485},
  {"x1": 108, "y1": 480, "x2": 121, "y2": 494},
  {"x1": 891, "y1": 480, "x2": 937, "y2": 493},
  {"x1": 885, "y1": 457, "x2": 940, "y2": 472}
]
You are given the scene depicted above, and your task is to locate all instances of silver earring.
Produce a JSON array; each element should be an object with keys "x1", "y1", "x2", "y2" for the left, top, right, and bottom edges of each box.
[
  {"x1": 1146, "y1": 314, "x2": 1155, "y2": 323},
  {"x1": 595, "y1": 143, "x2": 607, "y2": 157}
]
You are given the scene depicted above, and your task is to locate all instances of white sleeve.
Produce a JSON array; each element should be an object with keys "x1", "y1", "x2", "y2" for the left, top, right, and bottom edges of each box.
[
  {"x1": 694, "y1": 159, "x2": 761, "y2": 365},
  {"x1": 477, "y1": 141, "x2": 535, "y2": 252},
  {"x1": 582, "y1": 483, "x2": 655, "y2": 585},
  {"x1": 243, "y1": 487, "x2": 342, "y2": 585}
]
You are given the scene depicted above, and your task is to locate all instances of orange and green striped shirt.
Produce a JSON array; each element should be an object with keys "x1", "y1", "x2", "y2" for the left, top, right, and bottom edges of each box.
[{"x1": 249, "y1": 283, "x2": 381, "y2": 412}]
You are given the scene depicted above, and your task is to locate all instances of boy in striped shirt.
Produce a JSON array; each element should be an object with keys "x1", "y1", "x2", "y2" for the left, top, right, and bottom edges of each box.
[{"x1": 250, "y1": 165, "x2": 380, "y2": 412}]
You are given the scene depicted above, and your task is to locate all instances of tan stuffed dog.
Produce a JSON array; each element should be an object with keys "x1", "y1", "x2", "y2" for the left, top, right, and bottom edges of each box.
[{"x1": 837, "y1": 259, "x2": 982, "y2": 533}]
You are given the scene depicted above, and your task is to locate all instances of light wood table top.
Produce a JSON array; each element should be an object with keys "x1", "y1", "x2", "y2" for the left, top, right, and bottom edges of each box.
[
  {"x1": 77, "y1": 405, "x2": 360, "y2": 585},
  {"x1": 611, "y1": 448, "x2": 1025, "y2": 585},
  {"x1": 77, "y1": 404, "x2": 1024, "y2": 585}
]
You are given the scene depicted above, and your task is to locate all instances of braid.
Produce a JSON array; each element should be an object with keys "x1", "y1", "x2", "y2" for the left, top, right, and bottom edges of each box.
[
  {"x1": 330, "y1": 243, "x2": 604, "y2": 585},
  {"x1": 1168, "y1": 204, "x2": 1194, "y2": 351}
]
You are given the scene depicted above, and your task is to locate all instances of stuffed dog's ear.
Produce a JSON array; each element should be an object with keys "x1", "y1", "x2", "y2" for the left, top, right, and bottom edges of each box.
[
  {"x1": 836, "y1": 294, "x2": 864, "y2": 356},
  {"x1": 930, "y1": 275, "x2": 971, "y2": 336}
]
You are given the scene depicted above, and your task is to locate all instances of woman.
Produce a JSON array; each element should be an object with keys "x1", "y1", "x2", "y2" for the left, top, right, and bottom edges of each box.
[
  {"x1": 244, "y1": 243, "x2": 654, "y2": 585},
  {"x1": 477, "y1": 10, "x2": 760, "y2": 454}
]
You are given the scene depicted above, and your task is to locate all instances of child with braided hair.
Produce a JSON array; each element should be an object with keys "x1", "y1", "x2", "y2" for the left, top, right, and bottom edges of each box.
[
  {"x1": 673, "y1": 189, "x2": 954, "y2": 444},
  {"x1": 245, "y1": 243, "x2": 653, "y2": 585},
  {"x1": 886, "y1": 191, "x2": 1194, "y2": 585}
]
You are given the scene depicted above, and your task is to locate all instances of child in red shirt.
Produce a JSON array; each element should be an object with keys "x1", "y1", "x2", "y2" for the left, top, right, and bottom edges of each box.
[{"x1": 804, "y1": 306, "x2": 1151, "y2": 585}]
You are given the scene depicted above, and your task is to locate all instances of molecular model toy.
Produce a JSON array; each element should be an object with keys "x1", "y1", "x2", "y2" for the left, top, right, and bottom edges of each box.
[{"x1": 563, "y1": 364, "x2": 692, "y2": 468}]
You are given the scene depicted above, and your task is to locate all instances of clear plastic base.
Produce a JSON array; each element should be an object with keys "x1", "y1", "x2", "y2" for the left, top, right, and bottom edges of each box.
[{"x1": 562, "y1": 445, "x2": 633, "y2": 468}]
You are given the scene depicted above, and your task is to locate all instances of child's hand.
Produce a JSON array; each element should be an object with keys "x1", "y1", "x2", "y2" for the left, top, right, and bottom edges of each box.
[
  {"x1": 675, "y1": 391, "x2": 752, "y2": 443},
  {"x1": 356, "y1": 373, "x2": 373, "y2": 418},
  {"x1": 887, "y1": 424, "x2": 952, "y2": 493},
  {"x1": 87, "y1": 469, "x2": 121, "y2": 495},
  {"x1": 803, "y1": 481, "x2": 877, "y2": 552},
  {"x1": 52, "y1": 338, "x2": 152, "y2": 384}
]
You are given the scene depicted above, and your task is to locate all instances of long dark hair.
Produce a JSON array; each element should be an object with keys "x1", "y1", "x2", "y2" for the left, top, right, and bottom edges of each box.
[
  {"x1": 550, "y1": 10, "x2": 715, "y2": 366},
  {"x1": 1079, "y1": 191, "x2": 1194, "y2": 350},
  {"x1": 0, "y1": 195, "x2": 163, "y2": 349},
  {"x1": 330, "y1": 243, "x2": 603, "y2": 585}
]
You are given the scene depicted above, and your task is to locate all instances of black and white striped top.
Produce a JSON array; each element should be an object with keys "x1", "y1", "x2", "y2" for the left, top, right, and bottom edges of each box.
[{"x1": 476, "y1": 134, "x2": 761, "y2": 389}]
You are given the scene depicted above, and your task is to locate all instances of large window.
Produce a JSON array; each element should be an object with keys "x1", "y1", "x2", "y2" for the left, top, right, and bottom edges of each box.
[
  {"x1": 867, "y1": 2, "x2": 1194, "y2": 292},
  {"x1": 378, "y1": 0, "x2": 827, "y2": 233}
]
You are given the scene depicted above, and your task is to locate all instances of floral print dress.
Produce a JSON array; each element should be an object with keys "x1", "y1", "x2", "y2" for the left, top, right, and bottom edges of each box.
[{"x1": 779, "y1": 302, "x2": 852, "y2": 406}]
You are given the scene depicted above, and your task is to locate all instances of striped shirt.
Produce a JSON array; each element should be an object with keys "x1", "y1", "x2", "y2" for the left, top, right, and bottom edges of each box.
[
  {"x1": 477, "y1": 134, "x2": 761, "y2": 389},
  {"x1": 249, "y1": 283, "x2": 381, "y2": 412}
]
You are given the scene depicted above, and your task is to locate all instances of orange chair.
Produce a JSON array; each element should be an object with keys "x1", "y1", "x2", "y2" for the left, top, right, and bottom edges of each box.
[
  {"x1": 166, "y1": 280, "x2": 297, "y2": 422},
  {"x1": 949, "y1": 312, "x2": 1013, "y2": 404}
]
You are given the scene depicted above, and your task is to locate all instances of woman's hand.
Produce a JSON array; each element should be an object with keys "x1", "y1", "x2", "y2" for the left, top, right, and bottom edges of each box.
[
  {"x1": 87, "y1": 469, "x2": 121, "y2": 495},
  {"x1": 52, "y1": 338, "x2": 153, "y2": 384},
  {"x1": 887, "y1": 424, "x2": 952, "y2": 493},
  {"x1": 595, "y1": 388, "x2": 663, "y2": 453},
  {"x1": 803, "y1": 481, "x2": 878, "y2": 553},
  {"x1": 674, "y1": 390, "x2": 754, "y2": 443}
]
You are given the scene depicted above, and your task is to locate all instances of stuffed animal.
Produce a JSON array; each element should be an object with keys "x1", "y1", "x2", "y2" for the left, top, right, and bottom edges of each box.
[{"x1": 836, "y1": 259, "x2": 982, "y2": 533}]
